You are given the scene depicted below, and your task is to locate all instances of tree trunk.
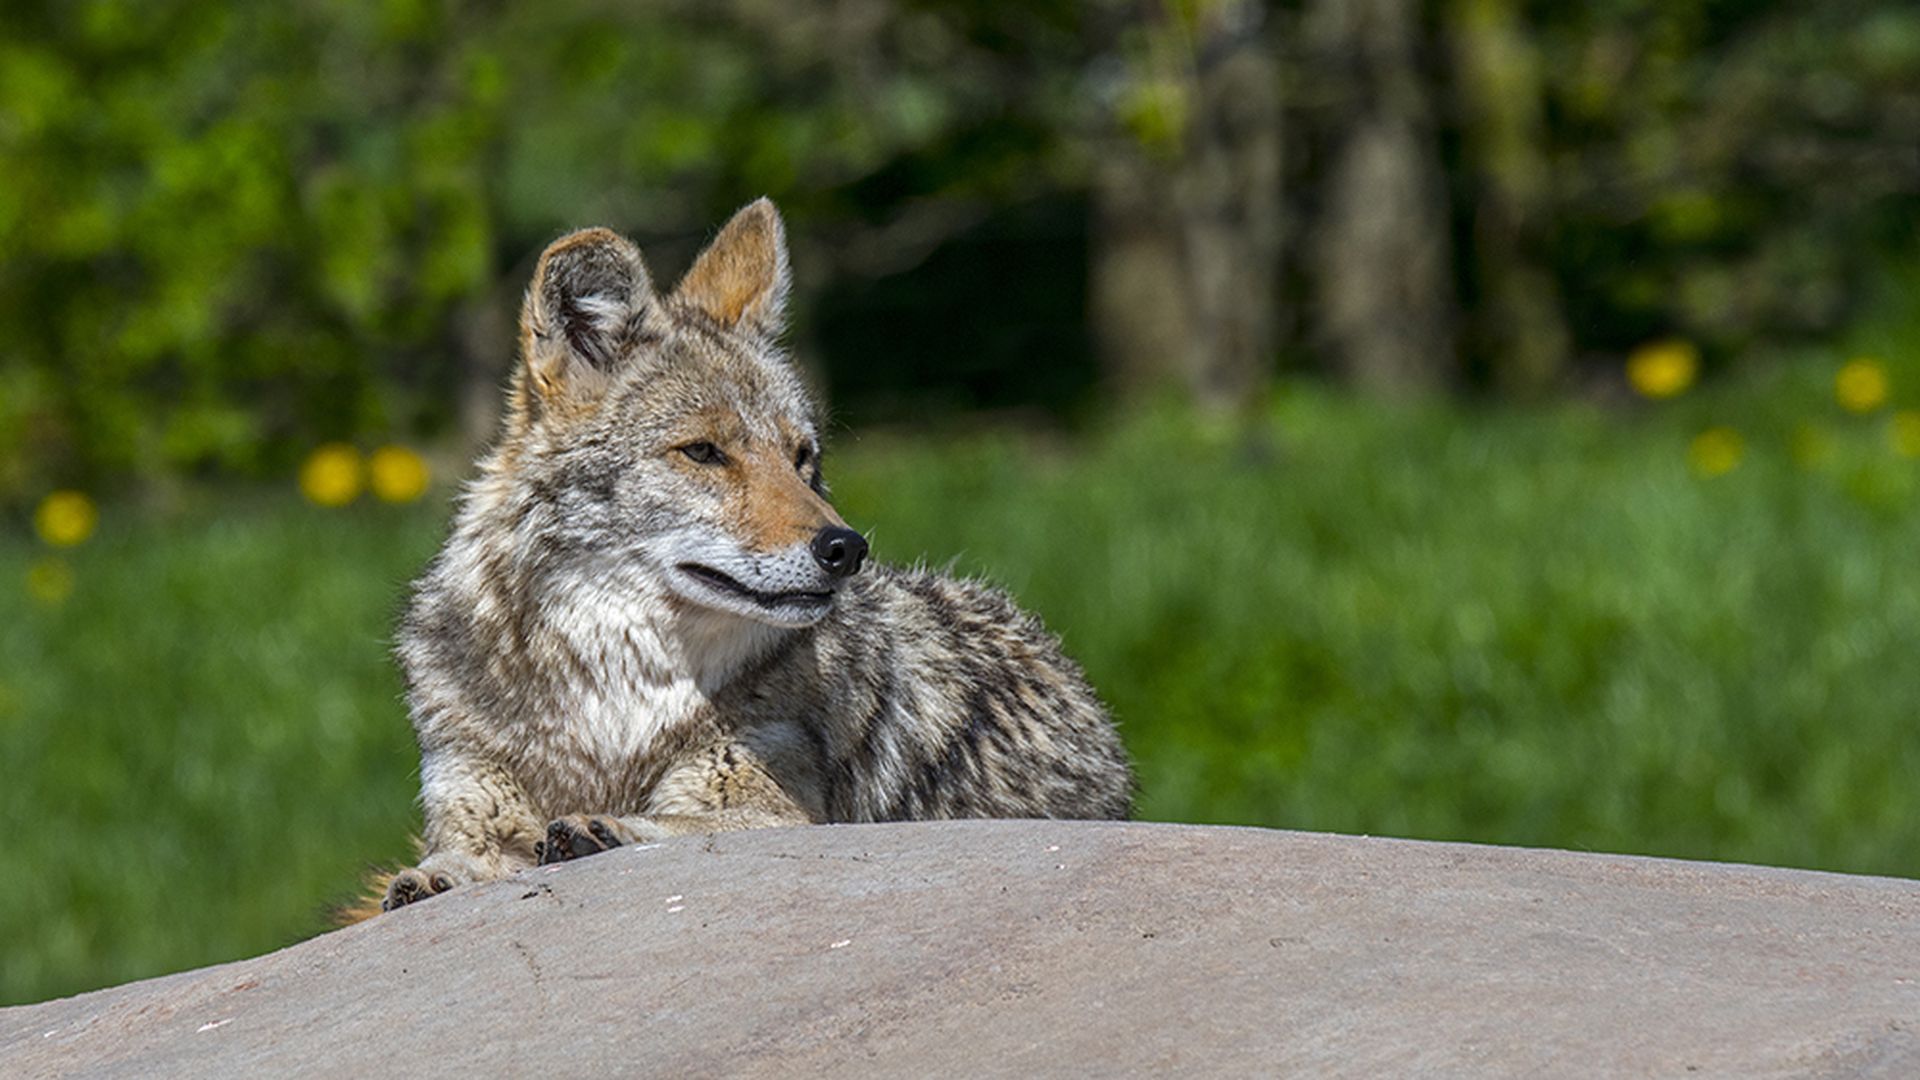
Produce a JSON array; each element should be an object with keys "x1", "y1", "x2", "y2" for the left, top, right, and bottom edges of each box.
[
  {"x1": 453, "y1": 282, "x2": 515, "y2": 454},
  {"x1": 1303, "y1": 0, "x2": 1458, "y2": 395},
  {"x1": 1089, "y1": 0, "x2": 1282, "y2": 414},
  {"x1": 1448, "y1": 0, "x2": 1569, "y2": 396}
]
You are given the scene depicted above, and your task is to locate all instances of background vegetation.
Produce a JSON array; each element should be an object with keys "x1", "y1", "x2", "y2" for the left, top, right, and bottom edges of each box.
[{"x1": 4, "y1": 0, "x2": 1920, "y2": 1006}]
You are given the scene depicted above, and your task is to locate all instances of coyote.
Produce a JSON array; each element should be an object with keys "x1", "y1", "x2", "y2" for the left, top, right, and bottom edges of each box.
[{"x1": 375, "y1": 199, "x2": 1132, "y2": 911}]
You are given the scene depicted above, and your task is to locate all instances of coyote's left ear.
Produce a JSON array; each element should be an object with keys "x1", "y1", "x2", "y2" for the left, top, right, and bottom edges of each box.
[
  {"x1": 673, "y1": 198, "x2": 790, "y2": 340},
  {"x1": 520, "y1": 227, "x2": 658, "y2": 408}
]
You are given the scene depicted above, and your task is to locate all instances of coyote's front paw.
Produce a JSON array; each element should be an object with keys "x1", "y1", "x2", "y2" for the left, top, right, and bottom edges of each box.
[
  {"x1": 382, "y1": 867, "x2": 455, "y2": 911},
  {"x1": 538, "y1": 815, "x2": 631, "y2": 864}
]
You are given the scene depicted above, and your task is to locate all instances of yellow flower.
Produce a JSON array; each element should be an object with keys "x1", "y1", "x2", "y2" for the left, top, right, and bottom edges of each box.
[
  {"x1": 300, "y1": 443, "x2": 363, "y2": 507},
  {"x1": 33, "y1": 490, "x2": 97, "y2": 548},
  {"x1": 26, "y1": 557, "x2": 74, "y2": 606},
  {"x1": 1836, "y1": 358, "x2": 1890, "y2": 414},
  {"x1": 1626, "y1": 339, "x2": 1699, "y2": 399},
  {"x1": 368, "y1": 445, "x2": 431, "y2": 504},
  {"x1": 1891, "y1": 410, "x2": 1920, "y2": 458},
  {"x1": 1688, "y1": 427, "x2": 1744, "y2": 478}
]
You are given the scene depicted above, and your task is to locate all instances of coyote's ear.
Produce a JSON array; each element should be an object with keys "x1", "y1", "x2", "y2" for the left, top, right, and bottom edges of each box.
[
  {"x1": 520, "y1": 227, "x2": 657, "y2": 404},
  {"x1": 672, "y1": 198, "x2": 790, "y2": 339}
]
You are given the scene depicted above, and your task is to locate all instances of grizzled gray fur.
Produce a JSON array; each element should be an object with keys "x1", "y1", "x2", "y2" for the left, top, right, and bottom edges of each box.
[{"x1": 380, "y1": 198, "x2": 1132, "y2": 911}]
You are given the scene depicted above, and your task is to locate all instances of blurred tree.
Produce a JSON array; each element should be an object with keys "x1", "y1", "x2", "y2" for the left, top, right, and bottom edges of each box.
[
  {"x1": 3, "y1": 0, "x2": 1919, "y2": 498},
  {"x1": 0, "y1": 2, "x2": 505, "y2": 493},
  {"x1": 1447, "y1": 0, "x2": 1570, "y2": 397},
  {"x1": 1088, "y1": 0, "x2": 1283, "y2": 413},
  {"x1": 1533, "y1": 0, "x2": 1920, "y2": 361},
  {"x1": 0, "y1": 0, "x2": 1100, "y2": 490},
  {"x1": 1300, "y1": 0, "x2": 1457, "y2": 395}
]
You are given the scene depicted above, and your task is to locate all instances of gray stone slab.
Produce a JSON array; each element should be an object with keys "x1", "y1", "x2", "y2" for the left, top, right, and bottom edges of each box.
[{"x1": 2, "y1": 821, "x2": 1917, "y2": 1078}]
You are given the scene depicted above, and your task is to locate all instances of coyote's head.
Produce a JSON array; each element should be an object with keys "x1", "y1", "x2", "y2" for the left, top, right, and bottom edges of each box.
[{"x1": 492, "y1": 199, "x2": 865, "y2": 630}]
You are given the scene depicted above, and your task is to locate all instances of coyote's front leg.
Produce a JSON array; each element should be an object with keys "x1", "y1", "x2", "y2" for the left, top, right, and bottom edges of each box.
[
  {"x1": 385, "y1": 754, "x2": 543, "y2": 910},
  {"x1": 538, "y1": 735, "x2": 821, "y2": 865}
]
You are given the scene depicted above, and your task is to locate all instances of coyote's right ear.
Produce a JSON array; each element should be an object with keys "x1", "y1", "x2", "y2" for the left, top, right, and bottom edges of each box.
[
  {"x1": 520, "y1": 227, "x2": 657, "y2": 406},
  {"x1": 673, "y1": 198, "x2": 790, "y2": 341}
]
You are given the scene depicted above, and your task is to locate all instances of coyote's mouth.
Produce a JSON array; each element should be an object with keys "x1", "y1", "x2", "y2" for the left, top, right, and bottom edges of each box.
[{"x1": 676, "y1": 563, "x2": 834, "y2": 610}]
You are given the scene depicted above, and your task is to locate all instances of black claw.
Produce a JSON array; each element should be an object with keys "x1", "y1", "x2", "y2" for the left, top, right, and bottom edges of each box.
[
  {"x1": 541, "y1": 821, "x2": 570, "y2": 864},
  {"x1": 567, "y1": 827, "x2": 597, "y2": 858},
  {"x1": 429, "y1": 873, "x2": 453, "y2": 893},
  {"x1": 384, "y1": 873, "x2": 426, "y2": 911},
  {"x1": 539, "y1": 817, "x2": 622, "y2": 864}
]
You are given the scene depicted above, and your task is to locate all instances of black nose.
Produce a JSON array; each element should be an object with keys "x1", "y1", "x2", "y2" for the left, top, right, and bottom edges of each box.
[{"x1": 810, "y1": 526, "x2": 868, "y2": 579}]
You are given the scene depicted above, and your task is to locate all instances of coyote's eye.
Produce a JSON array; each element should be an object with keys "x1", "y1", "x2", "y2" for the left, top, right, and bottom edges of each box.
[
  {"x1": 794, "y1": 445, "x2": 813, "y2": 470},
  {"x1": 679, "y1": 441, "x2": 726, "y2": 466}
]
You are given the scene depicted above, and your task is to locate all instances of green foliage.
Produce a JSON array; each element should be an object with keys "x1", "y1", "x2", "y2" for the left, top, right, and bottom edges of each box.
[
  {"x1": 6, "y1": 369, "x2": 1920, "y2": 1004},
  {"x1": 4, "y1": 0, "x2": 1917, "y2": 496},
  {"x1": 0, "y1": 0, "x2": 1084, "y2": 499},
  {"x1": 0, "y1": 3, "x2": 503, "y2": 493},
  {"x1": 1533, "y1": 1, "x2": 1920, "y2": 356}
]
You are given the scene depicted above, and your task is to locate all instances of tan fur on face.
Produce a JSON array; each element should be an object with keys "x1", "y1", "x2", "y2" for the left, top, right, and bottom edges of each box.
[
  {"x1": 734, "y1": 443, "x2": 845, "y2": 551},
  {"x1": 666, "y1": 406, "x2": 842, "y2": 553}
]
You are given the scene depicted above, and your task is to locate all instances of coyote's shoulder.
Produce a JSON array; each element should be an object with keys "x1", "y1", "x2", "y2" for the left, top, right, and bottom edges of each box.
[{"x1": 375, "y1": 199, "x2": 1131, "y2": 913}]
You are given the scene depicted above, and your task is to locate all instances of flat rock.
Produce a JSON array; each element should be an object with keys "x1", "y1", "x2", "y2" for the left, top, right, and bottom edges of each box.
[{"x1": 3, "y1": 821, "x2": 1917, "y2": 1078}]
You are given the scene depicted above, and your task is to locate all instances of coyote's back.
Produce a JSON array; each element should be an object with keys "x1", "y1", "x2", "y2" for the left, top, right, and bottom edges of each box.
[{"x1": 373, "y1": 198, "x2": 1130, "y2": 914}]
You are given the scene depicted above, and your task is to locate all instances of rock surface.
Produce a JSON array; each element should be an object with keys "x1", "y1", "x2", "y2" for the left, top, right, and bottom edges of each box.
[{"x1": 3, "y1": 821, "x2": 1918, "y2": 1078}]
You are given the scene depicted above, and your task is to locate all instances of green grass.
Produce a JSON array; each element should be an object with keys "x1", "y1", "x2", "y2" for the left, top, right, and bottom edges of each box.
[{"x1": 7, "y1": 374, "x2": 1920, "y2": 1005}]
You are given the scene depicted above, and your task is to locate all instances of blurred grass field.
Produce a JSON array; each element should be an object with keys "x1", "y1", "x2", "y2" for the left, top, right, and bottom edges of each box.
[{"x1": 6, "y1": 373, "x2": 1920, "y2": 1006}]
